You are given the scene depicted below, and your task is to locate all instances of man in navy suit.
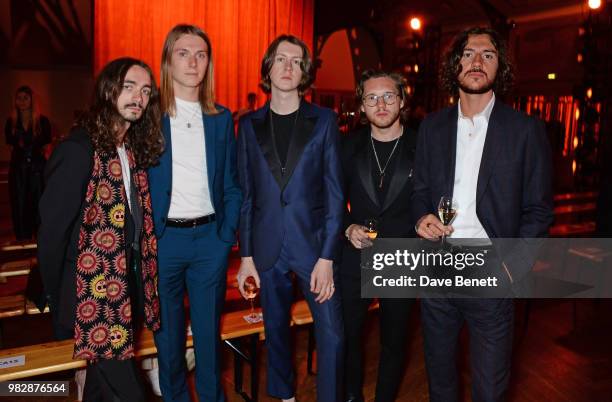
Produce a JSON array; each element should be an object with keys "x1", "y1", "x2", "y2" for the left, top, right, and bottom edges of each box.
[
  {"x1": 148, "y1": 24, "x2": 242, "y2": 402},
  {"x1": 412, "y1": 27, "x2": 553, "y2": 402},
  {"x1": 236, "y1": 35, "x2": 344, "y2": 402}
]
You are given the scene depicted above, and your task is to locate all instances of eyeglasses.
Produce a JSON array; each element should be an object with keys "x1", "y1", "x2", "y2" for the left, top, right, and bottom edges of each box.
[{"x1": 363, "y1": 93, "x2": 399, "y2": 107}]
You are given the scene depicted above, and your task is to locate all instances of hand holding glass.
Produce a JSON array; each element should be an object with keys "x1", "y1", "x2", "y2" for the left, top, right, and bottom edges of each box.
[{"x1": 437, "y1": 196, "x2": 456, "y2": 245}]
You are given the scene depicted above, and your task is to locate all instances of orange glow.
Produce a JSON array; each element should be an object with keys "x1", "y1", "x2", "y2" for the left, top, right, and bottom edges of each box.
[
  {"x1": 94, "y1": 0, "x2": 314, "y2": 112},
  {"x1": 577, "y1": 53, "x2": 583, "y2": 62},
  {"x1": 573, "y1": 136, "x2": 579, "y2": 149},
  {"x1": 547, "y1": 73, "x2": 556, "y2": 80},
  {"x1": 586, "y1": 88, "x2": 593, "y2": 99},
  {"x1": 414, "y1": 64, "x2": 419, "y2": 73},
  {"x1": 588, "y1": 0, "x2": 602, "y2": 10},
  {"x1": 575, "y1": 109, "x2": 580, "y2": 120},
  {"x1": 449, "y1": 96, "x2": 454, "y2": 104},
  {"x1": 572, "y1": 160, "x2": 577, "y2": 174},
  {"x1": 409, "y1": 17, "x2": 422, "y2": 30}
]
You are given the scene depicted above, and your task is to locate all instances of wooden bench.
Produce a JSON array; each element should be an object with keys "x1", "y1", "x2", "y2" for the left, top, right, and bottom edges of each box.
[
  {"x1": 0, "y1": 295, "x2": 26, "y2": 348},
  {"x1": 0, "y1": 258, "x2": 33, "y2": 282},
  {"x1": 0, "y1": 307, "x2": 265, "y2": 401},
  {"x1": 0, "y1": 295, "x2": 25, "y2": 319}
]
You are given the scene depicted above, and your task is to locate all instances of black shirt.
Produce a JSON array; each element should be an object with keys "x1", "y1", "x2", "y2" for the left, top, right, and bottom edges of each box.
[
  {"x1": 371, "y1": 136, "x2": 401, "y2": 204},
  {"x1": 271, "y1": 110, "x2": 298, "y2": 169}
]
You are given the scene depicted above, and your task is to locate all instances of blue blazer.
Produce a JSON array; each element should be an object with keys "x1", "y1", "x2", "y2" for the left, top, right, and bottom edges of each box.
[
  {"x1": 412, "y1": 99, "x2": 554, "y2": 282},
  {"x1": 237, "y1": 101, "x2": 344, "y2": 272},
  {"x1": 148, "y1": 105, "x2": 242, "y2": 242}
]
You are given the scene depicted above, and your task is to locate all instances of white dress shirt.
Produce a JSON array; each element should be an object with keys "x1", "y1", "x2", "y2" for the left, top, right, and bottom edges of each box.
[
  {"x1": 167, "y1": 97, "x2": 215, "y2": 219},
  {"x1": 449, "y1": 94, "x2": 495, "y2": 243},
  {"x1": 117, "y1": 144, "x2": 132, "y2": 211}
]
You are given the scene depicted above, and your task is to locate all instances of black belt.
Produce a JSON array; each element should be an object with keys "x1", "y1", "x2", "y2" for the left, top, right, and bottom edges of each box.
[{"x1": 166, "y1": 214, "x2": 215, "y2": 228}]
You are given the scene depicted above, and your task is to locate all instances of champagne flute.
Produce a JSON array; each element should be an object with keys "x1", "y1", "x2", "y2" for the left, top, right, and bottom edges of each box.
[
  {"x1": 243, "y1": 276, "x2": 259, "y2": 321},
  {"x1": 437, "y1": 196, "x2": 457, "y2": 246}
]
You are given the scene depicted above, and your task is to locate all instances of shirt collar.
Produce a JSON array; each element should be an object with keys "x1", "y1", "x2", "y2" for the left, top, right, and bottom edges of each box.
[{"x1": 458, "y1": 92, "x2": 496, "y2": 123}]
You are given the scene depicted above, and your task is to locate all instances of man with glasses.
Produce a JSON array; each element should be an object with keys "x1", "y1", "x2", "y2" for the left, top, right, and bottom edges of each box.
[
  {"x1": 340, "y1": 70, "x2": 417, "y2": 402},
  {"x1": 412, "y1": 27, "x2": 553, "y2": 401},
  {"x1": 236, "y1": 34, "x2": 344, "y2": 402}
]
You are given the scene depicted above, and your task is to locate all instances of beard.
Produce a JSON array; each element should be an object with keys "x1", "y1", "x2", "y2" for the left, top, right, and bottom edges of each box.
[
  {"x1": 458, "y1": 80, "x2": 494, "y2": 94},
  {"x1": 457, "y1": 70, "x2": 495, "y2": 94}
]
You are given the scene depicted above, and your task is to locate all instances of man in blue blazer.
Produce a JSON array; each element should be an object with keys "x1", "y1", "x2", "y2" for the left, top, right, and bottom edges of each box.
[
  {"x1": 412, "y1": 27, "x2": 553, "y2": 402},
  {"x1": 148, "y1": 25, "x2": 242, "y2": 402},
  {"x1": 237, "y1": 35, "x2": 344, "y2": 402}
]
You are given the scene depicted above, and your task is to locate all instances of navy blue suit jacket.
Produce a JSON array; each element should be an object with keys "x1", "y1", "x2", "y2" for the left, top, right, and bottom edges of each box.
[
  {"x1": 148, "y1": 106, "x2": 242, "y2": 242},
  {"x1": 412, "y1": 99, "x2": 554, "y2": 282},
  {"x1": 237, "y1": 101, "x2": 344, "y2": 272}
]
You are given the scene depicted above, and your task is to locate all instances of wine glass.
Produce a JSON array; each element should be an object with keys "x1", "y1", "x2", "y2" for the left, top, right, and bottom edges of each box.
[
  {"x1": 364, "y1": 218, "x2": 378, "y2": 239},
  {"x1": 437, "y1": 196, "x2": 457, "y2": 246},
  {"x1": 243, "y1": 276, "x2": 259, "y2": 321}
]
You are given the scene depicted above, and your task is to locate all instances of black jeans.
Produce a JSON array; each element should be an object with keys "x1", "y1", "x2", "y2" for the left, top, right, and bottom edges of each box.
[{"x1": 340, "y1": 272, "x2": 414, "y2": 402}]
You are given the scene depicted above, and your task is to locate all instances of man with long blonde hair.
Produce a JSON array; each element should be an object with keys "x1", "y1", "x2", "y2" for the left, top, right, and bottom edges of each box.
[{"x1": 148, "y1": 24, "x2": 242, "y2": 402}]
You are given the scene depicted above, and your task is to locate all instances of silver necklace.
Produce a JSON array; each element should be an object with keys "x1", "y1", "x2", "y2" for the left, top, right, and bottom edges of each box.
[
  {"x1": 185, "y1": 104, "x2": 200, "y2": 128},
  {"x1": 371, "y1": 132, "x2": 401, "y2": 189}
]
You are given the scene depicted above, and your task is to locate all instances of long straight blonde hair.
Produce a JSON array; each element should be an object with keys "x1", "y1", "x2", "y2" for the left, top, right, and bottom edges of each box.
[{"x1": 160, "y1": 24, "x2": 219, "y2": 116}]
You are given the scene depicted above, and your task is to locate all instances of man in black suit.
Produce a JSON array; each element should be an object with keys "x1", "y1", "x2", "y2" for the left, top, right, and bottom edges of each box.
[
  {"x1": 340, "y1": 70, "x2": 417, "y2": 402},
  {"x1": 412, "y1": 27, "x2": 553, "y2": 402}
]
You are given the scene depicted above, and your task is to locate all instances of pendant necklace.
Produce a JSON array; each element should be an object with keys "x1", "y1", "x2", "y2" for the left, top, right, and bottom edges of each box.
[
  {"x1": 371, "y1": 131, "x2": 401, "y2": 189},
  {"x1": 185, "y1": 103, "x2": 200, "y2": 128}
]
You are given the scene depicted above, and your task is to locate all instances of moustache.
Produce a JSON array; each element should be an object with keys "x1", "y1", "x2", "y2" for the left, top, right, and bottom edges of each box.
[
  {"x1": 125, "y1": 103, "x2": 142, "y2": 110},
  {"x1": 465, "y1": 68, "x2": 487, "y2": 77}
]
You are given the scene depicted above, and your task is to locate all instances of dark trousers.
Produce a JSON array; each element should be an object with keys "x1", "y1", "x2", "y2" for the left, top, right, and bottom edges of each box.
[
  {"x1": 8, "y1": 161, "x2": 44, "y2": 240},
  {"x1": 154, "y1": 223, "x2": 231, "y2": 402},
  {"x1": 421, "y1": 297, "x2": 514, "y2": 402},
  {"x1": 83, "y1": 358, "x2": 145, "y2": 402},
  {"x1": 340, "y1": 272, "x2": 414, "y2": 402},
  {"x1": 259, "y1": 243, "x2": 344, "y2": 401}
]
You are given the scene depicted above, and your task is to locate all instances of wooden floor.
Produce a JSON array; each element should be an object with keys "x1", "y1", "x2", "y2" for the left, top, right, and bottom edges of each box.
[{"x1": 2, "y1": 299, "x2": 611, "y2": 402}]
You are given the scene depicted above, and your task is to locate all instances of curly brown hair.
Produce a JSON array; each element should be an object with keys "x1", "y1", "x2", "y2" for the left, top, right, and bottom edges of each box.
[
  {"x1": 440, "y1": 27, "x2": 514, "y2": 96},
  {"x1": 77, "y1": 57, "x2": 164, "y2": 168},
  {"x1": 260, "y1": 35, "x2": 314, "y2": 95}
]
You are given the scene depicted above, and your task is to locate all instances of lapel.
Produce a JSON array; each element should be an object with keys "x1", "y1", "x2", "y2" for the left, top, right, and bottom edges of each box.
[
  {"x1": 202, "y1": 112, "x2": 216, "y2": 195},
  {"x1": 161, "y1": 115, "x2": 173, "y2": 181},
  {"x1": 476, "y1": 100, "x2": 504, "y2": 203},
  {"x1": 252, "y1": 101, "x2": 318, "y2": 190},
  {"x1": 356, "y1": 130, "x2": 380, "y2": 208},
  {"x1": 252, "y1": 103, "x2": 283, "y2": 186},
  {"x1": 381, "y1": 130, "x2": 414, "y2": 213},
  {"x1": 444, "y1": 106, "x2": 459, "y2": 197},
  {"x1": 282, "y1": 101, "x2": 317, "y2": 189}
]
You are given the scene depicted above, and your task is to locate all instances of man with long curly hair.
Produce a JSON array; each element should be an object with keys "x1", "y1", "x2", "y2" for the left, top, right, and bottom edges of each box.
[
  {"x1": 38, "y1": 57, "x2": 164, "y2": 401},
  {"x1": 412, "y1": 27, "x2": 553, "y2": 401}
]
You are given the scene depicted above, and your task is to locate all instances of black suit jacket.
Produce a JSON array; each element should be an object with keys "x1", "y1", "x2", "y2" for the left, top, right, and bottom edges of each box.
[
  {"x1": 412, "y1": 99, "x2": 554, "y2": 283},
  {"x1": 340, "y1": 125, "x2": 417, "y2": 276},
  {"x1": 38, "y1": 128, "x2": 138, "y2": 339}
]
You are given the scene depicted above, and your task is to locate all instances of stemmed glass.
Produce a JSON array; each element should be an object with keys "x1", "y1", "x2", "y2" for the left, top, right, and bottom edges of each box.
[
  {"x1": 243, "y1": 276, "x2": 260, "y2": 321},
  {"x1": 364, "y1": 218, "x2": 378, "y2": 240},
  {"x1": 437, "y1": 196, "x2": 457, "y2": 246}
]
